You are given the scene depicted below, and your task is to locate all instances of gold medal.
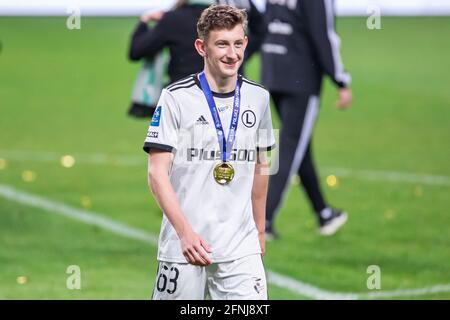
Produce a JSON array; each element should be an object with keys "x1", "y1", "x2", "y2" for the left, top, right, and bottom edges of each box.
[{"x1": 213, "y1": 162, "x2": 235, "y2": 185}]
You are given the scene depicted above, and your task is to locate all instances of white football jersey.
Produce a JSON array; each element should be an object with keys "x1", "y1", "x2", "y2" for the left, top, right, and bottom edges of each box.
[{"x1": 144, "y1": 73, "x2": 276, "y2": 263}]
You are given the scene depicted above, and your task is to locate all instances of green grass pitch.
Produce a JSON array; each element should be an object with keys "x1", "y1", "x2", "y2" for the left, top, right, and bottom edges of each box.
[{"x1": 0, "y1": 17, "x2": 449, "y2": 299}]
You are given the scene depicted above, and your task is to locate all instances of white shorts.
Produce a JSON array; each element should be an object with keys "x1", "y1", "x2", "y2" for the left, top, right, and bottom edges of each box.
[{"x1": 152, "y1": 254, "x2": 267, "y2": 300}]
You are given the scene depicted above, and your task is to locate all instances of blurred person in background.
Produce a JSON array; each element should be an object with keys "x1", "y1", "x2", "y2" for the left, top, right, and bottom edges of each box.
[
  {"x1": 128, "y1": 0, "x2": 213, "y2": 117},
  {"x1": 128, "y1": 0, "x2": 264, "y2": 118},
  {"x1": 262, "y1": 0, "x2": 352, "y2": 238}
]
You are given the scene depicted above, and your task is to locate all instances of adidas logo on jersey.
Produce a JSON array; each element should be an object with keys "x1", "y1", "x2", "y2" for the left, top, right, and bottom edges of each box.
[{"x1": 196, "y1": 115, "x2": 209, "y2": 125}]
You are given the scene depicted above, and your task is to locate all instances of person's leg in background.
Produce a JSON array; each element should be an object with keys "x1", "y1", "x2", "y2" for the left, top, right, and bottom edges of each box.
[
  {"x1": 266, "y1": 93, "x2": 348, "y2": 238},
  {"x1": 298, "y1": 142, "x2": 348, "y2": 236},
  {"x1": 266, "y1": 92, "x2": 318, "y2": 238},
  {"x1": 298, "y1": 142, "x2": 326, "y2": 214}
]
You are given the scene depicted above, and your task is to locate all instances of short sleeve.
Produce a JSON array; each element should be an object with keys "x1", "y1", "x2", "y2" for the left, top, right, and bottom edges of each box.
[
  {"x1": 256, "y1": 91, "x2": 276, "y2": 151},
  {"x1": 143, "y1": 89, "x2": 180, "y2": 153}
]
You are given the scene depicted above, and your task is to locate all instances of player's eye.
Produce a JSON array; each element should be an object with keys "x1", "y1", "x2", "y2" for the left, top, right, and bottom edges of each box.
[{"x1": 234, "y1": 40, "x2": 244, "y2": 48}]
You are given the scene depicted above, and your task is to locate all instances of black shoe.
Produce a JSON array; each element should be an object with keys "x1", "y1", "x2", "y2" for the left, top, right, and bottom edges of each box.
[{"x1": 319, "y1": 208, "x2": 348, "y2": 236}]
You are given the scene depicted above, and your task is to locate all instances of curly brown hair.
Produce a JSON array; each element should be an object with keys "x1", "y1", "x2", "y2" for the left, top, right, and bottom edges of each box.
[{"x1": 197, "y1": 4, "x2": 248, "y2": 40}]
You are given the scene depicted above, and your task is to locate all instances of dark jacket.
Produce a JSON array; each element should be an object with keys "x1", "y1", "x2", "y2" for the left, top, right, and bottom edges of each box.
[
  {"x1": 262, "y1": 0, "x2": 351, "y2": 94},
  {"x1": 129, "y1": 4, "x2": 207, "y2": 83}
]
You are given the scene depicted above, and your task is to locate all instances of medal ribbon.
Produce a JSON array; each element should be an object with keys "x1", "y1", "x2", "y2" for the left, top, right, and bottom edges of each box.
[{"x1": 199, "y1": 72, "x2": 241, "y2": 162}]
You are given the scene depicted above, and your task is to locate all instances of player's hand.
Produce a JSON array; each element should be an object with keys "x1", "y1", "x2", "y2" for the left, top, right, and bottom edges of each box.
[
  {"x1": 179, "y1": 228, "x2": 212, "y2": 266},
  {"x1": 258, "y1": 231, "x2": 265, "y2": 257},
  {"x1": 140, "y1": 10, "x2": 165, "y2": 23},
  {"x1": 336, "y1": 87, "x2": 352, "y2": 109}
]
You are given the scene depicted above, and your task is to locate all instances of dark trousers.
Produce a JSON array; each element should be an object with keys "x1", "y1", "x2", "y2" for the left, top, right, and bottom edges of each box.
[{"x1": 266, "y1": 91, "x2": 327, "y2": 227}]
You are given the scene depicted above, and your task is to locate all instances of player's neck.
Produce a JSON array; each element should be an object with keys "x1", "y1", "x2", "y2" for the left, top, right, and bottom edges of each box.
[{"x1": 203, "y1": 67, "x2": 237, "y2": 94}]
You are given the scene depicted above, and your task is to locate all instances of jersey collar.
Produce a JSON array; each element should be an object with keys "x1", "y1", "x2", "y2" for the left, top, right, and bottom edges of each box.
[{"x1": 193, "y1": 73, "x2": 243, "y2": 98}]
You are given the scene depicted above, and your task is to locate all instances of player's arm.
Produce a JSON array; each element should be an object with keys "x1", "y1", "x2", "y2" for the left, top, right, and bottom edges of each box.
[
  {"x1": 251, "y1": 151, "x2": 270, "y2": 256},
  {"x1": 128, "y1": 12, "x2": 169, "y2": 61},
  {"x1": 303, "y1": 0, "x2": 352, "y2": 108},
  {"x1": 148, "y1": 150, "x2": 212, "y2": 266}
]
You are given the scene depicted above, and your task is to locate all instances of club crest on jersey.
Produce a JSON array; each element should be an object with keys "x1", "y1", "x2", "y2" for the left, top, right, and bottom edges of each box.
[
  {"x1": 150, "y1": 106, "x2": 162, "y2": 127},
  {"x1": 242, "y1": 110, "x2": 256, "y2": 128}
]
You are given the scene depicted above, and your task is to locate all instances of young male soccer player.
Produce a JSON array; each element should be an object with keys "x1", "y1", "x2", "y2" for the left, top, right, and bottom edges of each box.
[{"x1": 143, "y1": 5, "x2": 276, "y2": 300}]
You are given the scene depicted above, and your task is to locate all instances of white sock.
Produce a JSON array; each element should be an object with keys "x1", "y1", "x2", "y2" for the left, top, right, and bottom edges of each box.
[{"x1": 320, "y1": 208, "x2": 332, "y2": 219}]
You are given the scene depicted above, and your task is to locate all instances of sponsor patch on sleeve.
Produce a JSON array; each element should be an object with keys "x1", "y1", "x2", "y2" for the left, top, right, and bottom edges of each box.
[
  {"x1": 147, "y1": 131, "x2": 158, "y2": 139},
  {"x1": 150, "y1": 106, "x2": 162, "y2": 127}
]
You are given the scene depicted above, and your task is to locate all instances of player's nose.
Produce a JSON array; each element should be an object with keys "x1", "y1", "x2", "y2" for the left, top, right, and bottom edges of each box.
[{"x1": 225, "y1": 46, "x2": 238, "y2": 60}]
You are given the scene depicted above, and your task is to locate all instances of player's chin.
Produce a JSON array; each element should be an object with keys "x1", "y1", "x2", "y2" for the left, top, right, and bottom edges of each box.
[{"x1": 220, "y1": 62, "x2": 240, "y2": 76}]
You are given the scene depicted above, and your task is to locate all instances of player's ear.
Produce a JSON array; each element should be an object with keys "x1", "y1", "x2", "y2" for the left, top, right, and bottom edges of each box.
[{"x1": 195, "y1": 38, "x2": 207, "y2": 57}]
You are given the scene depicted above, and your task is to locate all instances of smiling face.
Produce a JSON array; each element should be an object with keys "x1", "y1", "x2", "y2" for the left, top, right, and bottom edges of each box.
[
  {"x1": 195, "y1": 5, "x2": 248, "y2": 82},
  {"x1": 195, "y1": 25, "x2": 248, "y2": 79}
]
